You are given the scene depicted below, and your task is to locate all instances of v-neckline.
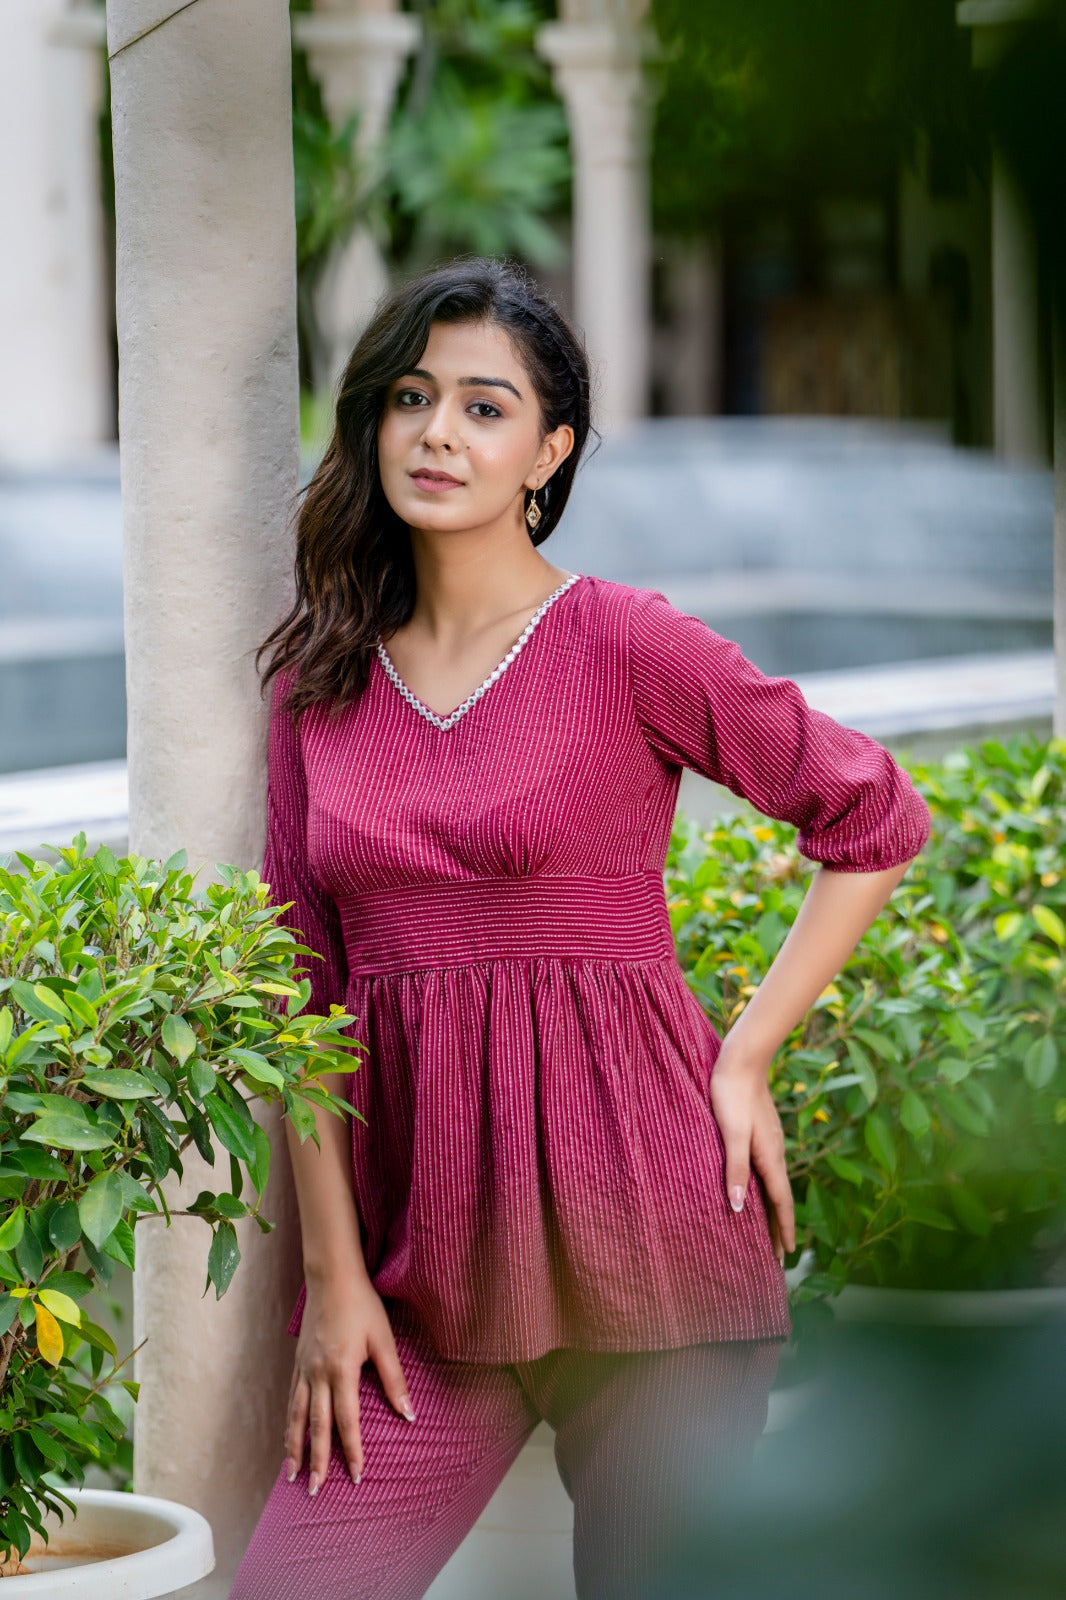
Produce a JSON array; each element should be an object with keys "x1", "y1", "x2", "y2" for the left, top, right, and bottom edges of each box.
[{"x1": 375, "y1": 572, "x2": 583, "y2": 732}]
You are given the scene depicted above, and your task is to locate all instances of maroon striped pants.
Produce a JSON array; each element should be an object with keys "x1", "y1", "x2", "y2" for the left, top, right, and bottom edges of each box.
[{"x1": 229, "y1": 1327, "x2": 783, "y2": 1600}]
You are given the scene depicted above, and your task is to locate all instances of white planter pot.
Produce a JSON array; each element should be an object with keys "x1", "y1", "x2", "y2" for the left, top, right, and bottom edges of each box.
[
  {"x1": 832, "y1": 1281, "x2": 1066, "y2": 1326},
  {"x1": 0, "y1": 1487, "x2": 214, "y2": 1596},
  {"x1": 786, "y1": 1246, "x2": 1066, "y2": 1325}
]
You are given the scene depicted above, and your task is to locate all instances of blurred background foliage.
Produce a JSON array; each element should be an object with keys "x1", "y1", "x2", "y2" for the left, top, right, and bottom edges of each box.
[
  {"x1": 386, "y1": 0, "x2": 569, "y2": 272},
  {"x1": 650, "y1": 0, "x2": 1065, "y2": 305},
  {"x1": 649, "y1": 0, "x2": 982, "y2": 230}
]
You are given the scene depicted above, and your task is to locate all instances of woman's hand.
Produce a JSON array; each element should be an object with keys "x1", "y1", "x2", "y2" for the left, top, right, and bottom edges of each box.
[
  {"x1": 283, "y1": 1271, "x2": 415, "y2": 1494},
  {"x1": 709, "y1": 1048, "x2": 795, "y2": 1267}
]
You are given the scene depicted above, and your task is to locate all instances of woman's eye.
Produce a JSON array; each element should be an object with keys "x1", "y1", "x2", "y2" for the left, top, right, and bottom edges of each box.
[
  {"x1": 470, "y1": 400, "x2": 502, "y2": 419},
  {"x1": 396, "y1": 389, "x2": 427, "y2": 407}
]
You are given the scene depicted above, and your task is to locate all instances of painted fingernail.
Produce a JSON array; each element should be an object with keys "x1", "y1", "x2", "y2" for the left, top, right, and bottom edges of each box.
[
  {"x1": 400, "y1": 1397, "x2": 416, "y2": 1423},
  {"x1": 308, "y1": 1472, "x2": 319, "y2": 1498},
  {"x1": 729, "y1": 1186, "x2": 746, "y2": 1213},
  {"x1": 285, "y1": 1458, "x2": 296, "y2": 1484},
  {"x1": 352, "y1": 1469, "x2": 362, "y2": 1485}
]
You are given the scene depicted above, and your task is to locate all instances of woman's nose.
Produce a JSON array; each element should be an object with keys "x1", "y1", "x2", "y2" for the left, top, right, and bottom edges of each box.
[{"x1": 419, "y1": 399, "x2": 462, "y2": 449}]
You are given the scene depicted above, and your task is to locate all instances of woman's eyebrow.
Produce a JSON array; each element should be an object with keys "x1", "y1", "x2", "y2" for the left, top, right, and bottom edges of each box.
[{"x1": 401, "y1": 366, "x2": 523, "y2": 401}]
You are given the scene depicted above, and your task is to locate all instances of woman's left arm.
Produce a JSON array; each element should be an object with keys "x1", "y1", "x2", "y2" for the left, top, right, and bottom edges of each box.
[
  {"x1": 627, "y1": 588, "x2": 935, "y2": 1266},
  {"x1": 709, "y1": 858, "x2": 915, "y2": 1265}
]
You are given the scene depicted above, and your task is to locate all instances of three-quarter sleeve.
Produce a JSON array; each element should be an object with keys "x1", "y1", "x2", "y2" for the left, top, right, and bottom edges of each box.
[
  {"x1": 261, "y1": 667, "x2": 349, "y2": 1014},
  {"x1": 629, "y1": 588, "x2": 932, "y2": 871}
]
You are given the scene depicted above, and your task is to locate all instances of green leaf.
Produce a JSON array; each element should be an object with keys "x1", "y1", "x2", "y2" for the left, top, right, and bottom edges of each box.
[
  {"x1": 1023, "y1": 1036, "x2": 1058, "y2": 1091},
  {"x1": 0, "y1": 1295, "x2": 17, "y2": 1336},
  {"x1": 24, "y1": 1115, "x2": 115, "y2": 1152},
  {"x1": 203, "y1": 1092, "x2": 257, "y2": 1164},
  {"x1": 161, "y1": 1012, "x2": 197, "y2": 1066},
  {"x1": 94, "y1": 844, "x2": 119, "y2": 876},
  {"x1": 188, "y1": 1057, "x2": 215, "y2": 1101},
  {"x1": 100, "y1": 1217, "x2": 136, "y2": 1270},
  {"x1": 136, "y1": 1105, "x2": 171, "y2": 1180},
  {"x1": 80, "y1": 1068, "x2": 156, "y2": 1100},
  {"x1": 0, "y1": 1006, "x2": 12, "y2": 1056},
  {"x1": 0, "y1": 1206, "x2": 25, "y2": 1253},
  {"x1": 28, "y1": 1427, "x2": 68, "y2": 1467},
  {"x1": 845, "y1": 1039, "x2": 878, "y2": 1105},
  {"x1": 9, "y1": 979, "x2": 70, "y2": 1024},
  {"x1": 37, "y1": 1288, "x2": 82, "y2": 1326},
  {"x1": 949, "y1": 1187, "x2": 993, "y2": 1236},
  {"x1": 48, "y1": 1201, "x2": 82, "y2": 1253},
  {"x1": 64, "y1": 991, "x2": 99, "y2": 1032},
  {"x1": 212, "y1": 1192, "x2": 249, "y2": 1219},
  {"x1": 286, "y1": 1095, "x2": 316, "y2": 1142},
  {"x1": 994, "y1": 911, "x2": 1023, "y2": 941},
  {"x1": 824, "y1": 1153, "x2": 865, "y2": 1187},
  {"x1": 78, "y1": 1174, "x2": 125, "y2": 1250},
  {"x1": 939, "y1": 1091, "x2": 989, "y2": 1137},
  {"x1": 1032, "y1": 904, "x2": 1066, "y2": 947},
  {"x1": 206, "y1": 1220, "x2": 241, "y2": 1299},
  {"x1": 907, "y1": 1203, "x2": 956, "y2": 1232},
  {"x1": 15, "y1": 1225, "x2": 44, "y2": 1283},
  {"x1": 10, "y1": 1148, "x2": 66, "y2": 1181},
  {"x1": 227, "y1": 1048, "x2": 285, "y2": 1089},
  {"x1": 247, "y1": 1122, "x2": 272, "y2": 1197},
  {"x1": 77, "y1": 1317, "x2": 117, "y2": 1358},
  {"x1": 863, "y1": 1111, "x2": 897, "y2": 1173},
  {"x1": 900, "y1": 1090, "x2": 932, "y2": 1138},
  {"x1": 184, "y1": 1101, "x2": 216, "y2": 1166}
]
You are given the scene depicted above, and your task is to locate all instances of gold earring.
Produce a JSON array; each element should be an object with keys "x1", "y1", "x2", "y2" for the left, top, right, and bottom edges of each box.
[{"x1": 525, "y1": 488, "x2": 542, "y2": 531}]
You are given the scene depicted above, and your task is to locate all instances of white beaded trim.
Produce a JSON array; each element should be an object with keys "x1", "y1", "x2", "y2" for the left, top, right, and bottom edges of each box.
[{"x1": 375, "y1": 573, "x2": 582, "y2": 732}]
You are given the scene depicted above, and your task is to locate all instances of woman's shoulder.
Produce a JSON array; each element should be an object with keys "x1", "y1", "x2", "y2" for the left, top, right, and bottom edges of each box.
[
  {"x1": 571, "y1": 572, "x2": 696, "y2": 650},
  {"x1": 571, "y1": 572, "x2": 674, "y2": 624}
]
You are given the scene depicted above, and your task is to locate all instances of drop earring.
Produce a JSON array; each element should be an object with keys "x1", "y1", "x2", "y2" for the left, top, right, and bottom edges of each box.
[{"x1": 525, "y1": 487, "x2": 542, "y2": 531}]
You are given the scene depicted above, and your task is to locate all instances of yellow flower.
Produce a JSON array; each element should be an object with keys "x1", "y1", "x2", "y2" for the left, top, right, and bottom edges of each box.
[
  {"x1": 792, "y1": 1081, "x2": 807, "y2": 1094},
  {"x1": 1041, "y1": 872, "x2": 1061, "y2": 888},
  {"x1": 812, "y1": 1109, "x2": 830, "y2": 1124},
  {"x1": 753, "y1": 826, "x2": 775, "y2": 841},
  {"x1": 929, "y1": 924, "x2": 949, "y2": 943}
]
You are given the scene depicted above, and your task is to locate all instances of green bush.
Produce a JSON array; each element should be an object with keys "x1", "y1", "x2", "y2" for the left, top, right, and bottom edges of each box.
[
  {"x1": 0, "y1": 836, "x2": 362, "y2": 1570},
  {"x1": 666, "y1": 732, "x2": 1066, "y2": 1301}
]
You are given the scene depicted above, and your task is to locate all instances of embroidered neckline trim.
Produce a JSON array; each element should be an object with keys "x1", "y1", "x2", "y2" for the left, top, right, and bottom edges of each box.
[{"x1": 375, "y1": 572, "x2": 583, "y2": 732}]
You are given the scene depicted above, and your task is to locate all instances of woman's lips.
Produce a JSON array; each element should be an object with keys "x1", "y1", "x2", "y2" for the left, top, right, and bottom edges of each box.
[{"x1": 410, "y1": 471, "x2": 463, "y2": 492}]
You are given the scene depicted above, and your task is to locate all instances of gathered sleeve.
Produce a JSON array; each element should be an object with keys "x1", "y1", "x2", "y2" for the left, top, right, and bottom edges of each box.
[
  {"x1": 629, "y1": 589, "x2": 932, "y2": 871},
  {"x1": 261, "y1": 667, "x2": 349, "y2": 1015}
]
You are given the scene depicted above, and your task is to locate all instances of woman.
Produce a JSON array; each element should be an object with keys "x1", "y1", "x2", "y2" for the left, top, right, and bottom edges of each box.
[{"x1": 229, "y1": 257, "x2": 931, "y2": 1600}]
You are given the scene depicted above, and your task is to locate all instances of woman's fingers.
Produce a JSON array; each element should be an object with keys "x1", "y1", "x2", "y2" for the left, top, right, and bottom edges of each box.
[
  {"x1": 284, "y1": 1372, "x2": 310, "y2": 1482},
  {"x1": 332, "y1": 1368, "x2": 364, "y2": 1485},
  {"x1": 307, "y1": 1376, "x2": 334, "y2": 1497},
  {"x1": 370, "y1": 1327, "x2": 416, "y2": 1424},
  {"x1": 761, "y1": 1157, "x2": 796, "y2": 1262}
]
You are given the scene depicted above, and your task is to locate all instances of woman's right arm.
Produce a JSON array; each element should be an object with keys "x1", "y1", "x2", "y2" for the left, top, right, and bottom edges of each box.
[
  {"x1": 261, "y1": 669, "x2": 414, "y2": 1495},
  {"x1": 282, "y1": 1088, "x2": 415, "y2": 1495}
]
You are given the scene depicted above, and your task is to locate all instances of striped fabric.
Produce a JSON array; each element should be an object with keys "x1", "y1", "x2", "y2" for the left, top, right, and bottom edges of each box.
[
  {"x1": 263, "y1": 574, "x2": 932, "y2": 1362},
  {"x1": 228, "y1": 1321, "x2": 783, "y2": 1600}
]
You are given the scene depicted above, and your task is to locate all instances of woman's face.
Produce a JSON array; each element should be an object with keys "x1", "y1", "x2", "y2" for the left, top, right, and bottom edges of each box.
[{"x1": 376, "y1": 318, "x2": 573, "y2": 540}]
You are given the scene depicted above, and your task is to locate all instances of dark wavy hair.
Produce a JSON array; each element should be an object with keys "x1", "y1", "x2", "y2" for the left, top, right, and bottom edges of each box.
[{"x1": 257, "y1": 256, "x2": 598, "y2": 722}]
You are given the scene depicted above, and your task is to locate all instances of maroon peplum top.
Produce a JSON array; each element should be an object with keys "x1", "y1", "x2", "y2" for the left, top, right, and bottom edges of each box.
[{"x1": 263, "y1": 573, "x2": 932, "y2": 1362}]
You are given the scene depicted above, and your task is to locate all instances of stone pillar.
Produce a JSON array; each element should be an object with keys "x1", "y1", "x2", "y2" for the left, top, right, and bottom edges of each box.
[
  {"x1": 105, "y1": 1, "x2": 300, "y2": 1594},
  {"x1": 958, "y1": 2, "x2": 1050, "y2": 463},
  {"x1": 292, "y1": 0, "x2": 420, "y2": 395},
  {"x1": 537, "y1": 2, "x2": 659, "y2": 432},
  {"x1": 990, "y1": 144, "x2": 1048, "y2": 462},
  {"x1": 0, "y1": 0, "x2": 112, "y2": 459},
  {"x1": 1054, "y1": 304, "x2": 1065, "y2": 738}
]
